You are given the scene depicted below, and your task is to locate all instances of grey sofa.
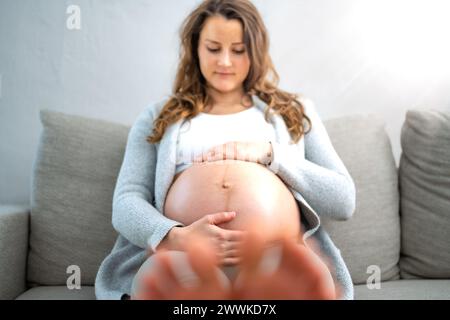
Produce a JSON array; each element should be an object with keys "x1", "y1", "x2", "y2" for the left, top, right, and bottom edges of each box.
[{"x1": 1, "y1": 106, "x2": 449, "y2": 300}]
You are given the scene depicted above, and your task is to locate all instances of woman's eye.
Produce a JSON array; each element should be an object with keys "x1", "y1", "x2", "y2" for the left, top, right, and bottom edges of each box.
[{"x1": 207, "y1": 48, "x2": 245, "y2": 55}]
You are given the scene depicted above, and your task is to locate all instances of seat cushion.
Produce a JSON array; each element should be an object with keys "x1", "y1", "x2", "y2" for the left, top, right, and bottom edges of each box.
[
  {"x1": 321, "y1": 114, "x2": 401, "y2": 284},
  {"x1": 16, "y1": 286, "x2": 96, "y2": 300},
  {"x1": 29, "y1": 110, "x2": 129, "y2": 285},
  {"x1": 399, "y1": 109, "x2": 450, "y2": 279},
  {"x1": 354, "y1": 279, "x2": 450, "y2": 300}
]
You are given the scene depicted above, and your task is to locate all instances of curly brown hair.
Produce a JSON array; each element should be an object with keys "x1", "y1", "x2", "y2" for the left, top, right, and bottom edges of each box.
[{"x1": 147, "y1": 0, "x2": 311, "y2": 144}]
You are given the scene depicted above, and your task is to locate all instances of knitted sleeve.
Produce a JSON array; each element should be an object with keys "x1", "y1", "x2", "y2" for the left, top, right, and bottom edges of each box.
[
  {"x1": 267, "y1": 99, "x2": 356, "y2": 220},
  {"x1": 111, "y1": 102, "x2": 184, "y2": 250}
]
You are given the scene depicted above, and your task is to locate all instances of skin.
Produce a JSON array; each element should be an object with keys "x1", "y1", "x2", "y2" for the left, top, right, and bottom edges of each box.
[
  {"x1": 197, "y1": 15, "x2": 251, "y2": 113},
  {"x1": 132, "y1": 15, "x2": 338, "y2": 300}
]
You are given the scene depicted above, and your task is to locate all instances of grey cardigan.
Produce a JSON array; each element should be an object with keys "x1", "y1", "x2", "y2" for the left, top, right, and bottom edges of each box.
[{"x1": 95, "y1": 94, "x2": 356, "y2": 300}]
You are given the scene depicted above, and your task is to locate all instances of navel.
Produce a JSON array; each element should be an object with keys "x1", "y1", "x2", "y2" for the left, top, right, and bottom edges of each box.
[
  {"x1": 222, "y1": 181, "x2": 232, "y2": 189},
  {"x1": 220, "y1": 165, "x2": 232, "y2": 189}
]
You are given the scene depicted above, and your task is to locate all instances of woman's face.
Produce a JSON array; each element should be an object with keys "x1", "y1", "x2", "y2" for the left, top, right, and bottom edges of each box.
[{"x1": 197, "y1": 15, "x2": 251, "y2": 95}]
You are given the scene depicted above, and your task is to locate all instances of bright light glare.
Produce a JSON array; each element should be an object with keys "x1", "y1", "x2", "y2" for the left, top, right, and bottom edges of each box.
[{"x1": 352, "y1": 0, "x2": 450, "y2": 81}]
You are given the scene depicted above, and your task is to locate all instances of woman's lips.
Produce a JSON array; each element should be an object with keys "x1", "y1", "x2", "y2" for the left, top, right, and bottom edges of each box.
[{"x1": 216, "y1": 72, "x2": 234, "y2": 76}]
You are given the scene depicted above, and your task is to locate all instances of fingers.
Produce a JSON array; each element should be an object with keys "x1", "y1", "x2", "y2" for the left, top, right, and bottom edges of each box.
[
  {"x1": 213, "y1": 237, "x2": 244, "y2": 266},
  {"x1": 282, "y1": 237, "x2": 327, "y2": 276},
  {"x1": 222, "y1": 257, "x2": 241, "y2": 266},
  {"x1": 186, "y1": 235, "x2": 221, "y2": 286},
  {"x1": 155, "y1": 253, "x2": 180, "y2": 292},
  {"x1": 190, "y1": 211, "x2": 252, "y2": 268},
  {"x1": 231, "y1": 141, "x2": 238, "y2": 160},
  {"x1": 215, "y1": 241, "x2": 241, "y2": 255},
  {"x1": 140, "y1": 276, "x2": 165, "y2": 300},
  {"x1": 212, "y1": 227, "x2": 247, "y2": 242},
  {"x1": 226, "y1": 230, "x2": 247, "y2": 242},
  {"x1": 236, "y1": 229, "x2": 266, "y2": 281},
  {"x1": 139, "y1": 252, "x2": 180, "y2": 300},
  {"x1": 193, "y1": 141, "x2": 269, "y2": 164},
  {"x1": 188, "y1": 213, "x2": 247, "y2": 267},
  {"x1": 206, "y1": 211, "x2": 236, "y2": 225},
  {"x1": 275, "y1": 237, "x2": 337, "y2": 299},
  {"x1": 218, "y1": 241, "x2": 242, "y2": 252},
  {"x1": 193, "y1": 144, "x2": 224, "y2": 163},
  {"x1": 213, "y1": 229, "x2": 247, "y2": 255},
  {"x1": 218, "y1": 250, "x2": 242, "y2": 265},
  {"x1": 243, "y1": 142, "x2": 251, "y2": 162},
  {"x1": 219, "y1": 248, "x2": 241, "y2": 257},
  {"x1": 233, "y1": 221, "x2": 272, "y2": 289}
]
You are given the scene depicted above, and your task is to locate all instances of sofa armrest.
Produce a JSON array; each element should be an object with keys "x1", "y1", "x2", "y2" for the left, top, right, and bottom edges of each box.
[{"x1": 0, "y1": 204, "x2": 30, "y2": 299}]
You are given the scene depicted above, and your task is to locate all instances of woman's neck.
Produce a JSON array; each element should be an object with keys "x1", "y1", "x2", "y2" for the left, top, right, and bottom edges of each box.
[
  {"x1": 207, "y1": 88, "x2": 245, "y2": 107},
  {"x1": 205, "y1": 88, "x2": 252, "y2": 113}
]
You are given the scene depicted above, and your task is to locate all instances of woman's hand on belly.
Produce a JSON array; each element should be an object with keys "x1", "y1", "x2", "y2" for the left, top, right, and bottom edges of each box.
[
  {"x1": 193, "y1": 141, "x2": 272, "y2": 165},
  {"x1": 174, "y1": 211, "x2": 247, "y2": 266}
]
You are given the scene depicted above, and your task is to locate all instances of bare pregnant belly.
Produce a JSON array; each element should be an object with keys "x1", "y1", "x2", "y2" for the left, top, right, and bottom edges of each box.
[{"x1": 164, "y1": 160, "x2": 302, "y2": 242}]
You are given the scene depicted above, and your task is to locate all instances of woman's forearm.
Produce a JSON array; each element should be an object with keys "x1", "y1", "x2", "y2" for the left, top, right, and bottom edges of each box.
[{"x1": 155, "y1": 226, "x2": 183, "y2": 251}]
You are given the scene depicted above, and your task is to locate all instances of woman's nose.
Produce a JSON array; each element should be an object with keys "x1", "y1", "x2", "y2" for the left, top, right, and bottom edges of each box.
[{"x1": 218, "y1": 51, "x2": 232, "y2": 67}]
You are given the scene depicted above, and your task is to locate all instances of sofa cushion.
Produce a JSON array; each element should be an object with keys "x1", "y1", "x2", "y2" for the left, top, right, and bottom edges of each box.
[
  {"x1": 16, "y1": 286, "x2": 95, "y2": 300},
  {"x1": 354, "y1": 279, "x2": 450, "y2": 300},
  {"x1": 321, "y1": 114, "x2": 401, "y2": 284},
  {"x1": 398, "y1": 109, "x2": 450, "y2": 279},
  {"x1": 29, "y1": 110, "x2": 129, "y2": 285},
  {"x1": 0, "y1": 205, "x2": 29, "y2": 299}
]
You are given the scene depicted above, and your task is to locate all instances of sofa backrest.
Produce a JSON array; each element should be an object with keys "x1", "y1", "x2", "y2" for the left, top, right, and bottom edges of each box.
[
  {"x1": 398, "y1": 109, "x2": 450, "y2": 279},
  {"x1": 29, "y1": 110, "x2": 128, "y2": 286},
  {"x1": 322, "y1": 114, "x2": 401, "y2": 284},
  {"x1": 30, "y1": 108, "x2": 402, "y2": 286}
]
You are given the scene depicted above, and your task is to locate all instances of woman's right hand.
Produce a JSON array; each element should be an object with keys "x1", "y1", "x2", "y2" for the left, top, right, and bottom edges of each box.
[{"x1": 166, "y1": 212, "x2": 247, "y2": 266}]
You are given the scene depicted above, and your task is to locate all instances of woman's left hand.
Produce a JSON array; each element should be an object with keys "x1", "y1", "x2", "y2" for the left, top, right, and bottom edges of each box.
[{"x1": 193, "y1": 141, "x2": 273, "y2": 165}]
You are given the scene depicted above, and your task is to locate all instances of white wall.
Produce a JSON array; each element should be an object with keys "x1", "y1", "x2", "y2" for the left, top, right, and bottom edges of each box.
[{"x1": 1, "y1": 0, "x2": 449, "y2": 205}]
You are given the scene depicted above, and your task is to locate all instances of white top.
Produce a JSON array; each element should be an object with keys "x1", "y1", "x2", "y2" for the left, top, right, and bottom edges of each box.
[{"x1": 175, "y1": 105, "x2": 277, "y2": 174}]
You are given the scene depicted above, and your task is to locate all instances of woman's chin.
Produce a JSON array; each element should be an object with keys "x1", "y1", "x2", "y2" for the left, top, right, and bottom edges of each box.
[{"x1": 210, "y1": 83, "x2": 240, "y2": 94}]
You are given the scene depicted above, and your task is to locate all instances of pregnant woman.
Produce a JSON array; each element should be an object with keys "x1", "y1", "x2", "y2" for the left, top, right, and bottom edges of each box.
[{"x1": 95, "y1": 0, "x2": 356, "y2": 300}]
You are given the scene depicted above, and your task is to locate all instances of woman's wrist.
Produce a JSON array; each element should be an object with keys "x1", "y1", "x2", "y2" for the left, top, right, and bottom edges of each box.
[{"x1": 156, "y1": 226, "x2": 183, "y2": 251}]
